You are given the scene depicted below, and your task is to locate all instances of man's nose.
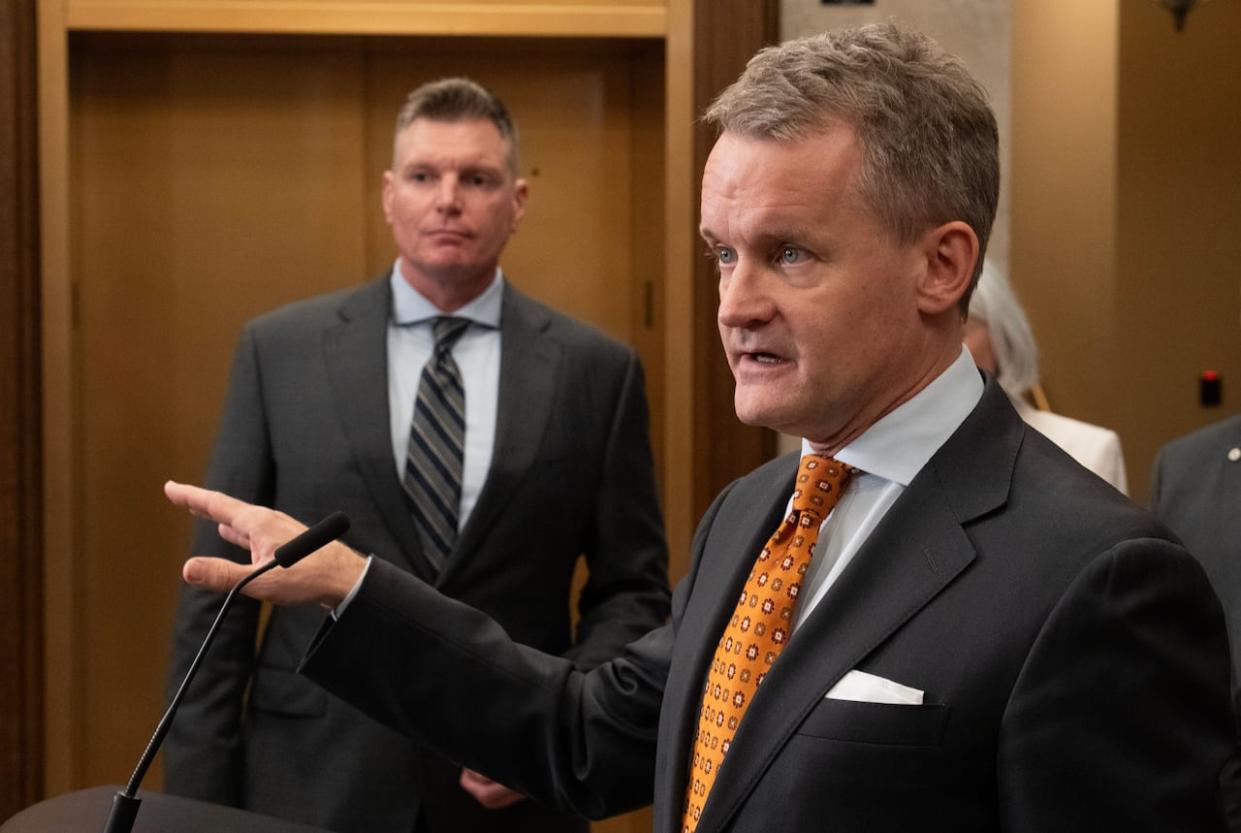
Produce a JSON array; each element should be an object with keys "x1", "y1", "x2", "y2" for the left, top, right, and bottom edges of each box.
[
  {"x1": 717, "y1": 260, "x2": 775, "y2": 329},
  {"x1": 435, "y1": 175, "x2": 462, "y2": 213}
]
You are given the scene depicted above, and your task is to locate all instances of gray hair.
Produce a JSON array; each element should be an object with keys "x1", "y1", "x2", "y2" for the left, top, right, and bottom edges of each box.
[
  {"x1": 394, "y1": 77, "x2": 520, "y2": 174},
  {"x1": 704, "y1": 23, "x2": 999, "y2": 310},
  {"x1": 969, "y1": 260, "x2": 1040, "y2": 398}
]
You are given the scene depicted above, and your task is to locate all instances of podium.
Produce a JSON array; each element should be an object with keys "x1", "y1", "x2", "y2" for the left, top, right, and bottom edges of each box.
[{"x1": 0, "y1": 787, "x2": 330, "y2": 833}]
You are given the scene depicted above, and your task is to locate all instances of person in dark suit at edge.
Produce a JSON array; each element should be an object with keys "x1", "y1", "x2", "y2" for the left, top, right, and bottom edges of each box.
[
  {"x1": 166, "y1": 25, "x2": 1234, "y2": 833},
  {"x1": 1153, "y1": 412, "x2": 1241, "y2": 829},
  {"x1": 162, "y1": 78, "x2": 670, "y2": 833}
]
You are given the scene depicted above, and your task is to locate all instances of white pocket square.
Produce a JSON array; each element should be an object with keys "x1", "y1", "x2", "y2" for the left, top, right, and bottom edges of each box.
[{"x1": 825, "y1": 670, "x2": 924, "y2": 705}]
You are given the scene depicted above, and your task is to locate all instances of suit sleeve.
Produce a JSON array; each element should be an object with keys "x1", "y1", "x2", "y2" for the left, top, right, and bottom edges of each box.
[
  {"x1": 163, "y1": 324, "x2": 272, "y2": 805},
  {"x1": 1149, "y1": 442, "x2": 1241, "y2": 831},
  {"x1": 566, "y1": 350, "x2": 671, "y2": 670},
  {"x1": 997, "y1": 538, "x2": 1233, "y2": 832},
  {"x1": 300, "y1": 556, "x2": 674, "y2": 820},
  {"x1": 296, "y1": 455, "x2": 735, "y2": 823}
]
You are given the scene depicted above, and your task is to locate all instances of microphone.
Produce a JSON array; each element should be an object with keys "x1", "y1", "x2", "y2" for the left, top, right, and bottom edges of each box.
[
  {"x1": 274, "y1": 511, "x2": 351, "y2": 568},
  {"x1": 103, "y1": 511, "x2": 352, "y2": 833}
]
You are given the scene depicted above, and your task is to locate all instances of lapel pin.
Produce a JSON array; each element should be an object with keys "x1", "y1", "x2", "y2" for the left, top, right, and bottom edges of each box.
[{"x1": 1229, "y1": 447, "x2": 1241, "y2": 463}]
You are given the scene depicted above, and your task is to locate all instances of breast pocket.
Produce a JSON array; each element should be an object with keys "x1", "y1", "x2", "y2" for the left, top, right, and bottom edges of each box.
[{"x1": 795, "y1": 698, "x2": 950, "y2": 748}]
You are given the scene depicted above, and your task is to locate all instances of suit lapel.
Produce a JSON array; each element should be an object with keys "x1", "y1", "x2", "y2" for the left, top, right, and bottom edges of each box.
[
  {"x1": 694, "y1": 485, "x2": 978, "y2": 833},
  {"x1": 439, "y1": 283, "x2": 558, "y2": 587},
  {"x1": 655, "y1": 460, "x2": 794, "y2": 833},
  {"x1": 689, "y1": 380, "x2": 1021, "y2": 833},
  {"x1": 322, "y1": 277, "x2": 431, "y2": 579}
]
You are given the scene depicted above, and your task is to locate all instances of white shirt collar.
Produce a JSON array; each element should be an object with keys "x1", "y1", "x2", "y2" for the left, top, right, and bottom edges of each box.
[
  {"x1": 802, "y1": 347, "x2": 984, "y2": 486},
  {"x1": 389, "y1": 259, "x2": 504, "y2": 329}
]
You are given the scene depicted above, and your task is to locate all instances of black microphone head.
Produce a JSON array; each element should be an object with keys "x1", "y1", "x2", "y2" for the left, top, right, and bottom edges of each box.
[{"x1": 273, "y1": 511, "x2": 351, "y2": 568}]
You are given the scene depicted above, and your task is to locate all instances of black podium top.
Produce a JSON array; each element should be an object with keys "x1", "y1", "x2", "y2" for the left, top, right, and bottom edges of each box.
[{"x1": 1, "y1": 787, "x2": 330, "y2": 833}]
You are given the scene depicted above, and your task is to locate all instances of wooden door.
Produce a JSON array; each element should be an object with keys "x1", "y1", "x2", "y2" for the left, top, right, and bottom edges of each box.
[{"x1": 68, "y1": 35, "x2": 664, "y2": 833}]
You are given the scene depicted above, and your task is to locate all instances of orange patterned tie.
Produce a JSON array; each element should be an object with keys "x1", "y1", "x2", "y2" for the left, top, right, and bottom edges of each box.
[{"x1": 682, "y1": 454, "x2": 855, "y2": 833}]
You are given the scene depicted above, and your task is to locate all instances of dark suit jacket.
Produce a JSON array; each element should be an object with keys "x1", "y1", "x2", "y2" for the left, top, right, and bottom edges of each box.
[
  {"x1": 164, "y1": 277, "x2": 670, "y2": 833},
  {"x1": 1152, "y1": 413, "x2": 1241, "y2": 829},
  {"x1": 1153, "y1": 414, "x2": 1241, "y2": 684},
  {"x1": 298, "y1": 377, "x2": 1233, "y2": 832}
]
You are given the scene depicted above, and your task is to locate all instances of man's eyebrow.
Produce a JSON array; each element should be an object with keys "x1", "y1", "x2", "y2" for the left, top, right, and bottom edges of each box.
[{"x1": 699, "y1": 227, "x2": 719, "y2": 244}]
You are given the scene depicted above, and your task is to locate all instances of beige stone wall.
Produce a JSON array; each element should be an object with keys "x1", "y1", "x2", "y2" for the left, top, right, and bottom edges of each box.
[{"x1": 1011, "y1": 0, "x2": 1241, "y2": 500}]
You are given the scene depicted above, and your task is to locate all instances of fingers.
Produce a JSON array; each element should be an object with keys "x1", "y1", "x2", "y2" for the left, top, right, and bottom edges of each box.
[
  {"x1": 183, "y1": 556, "x2": 254, "y2": 594},
  {"x1": 184, "y1": 541, "x2": 365, "y2": 608},
  {"x1": 168, "y1": 481, "x2": 363, "y2": 607},
  {"x1": 165, "y1": 480, "x2": 252, "y2": 528},
  {"x1": 166, "y1": 479, "x2": 284, "y2": 556},
  {"x1": 458, "y1": 769, "x2": 527, "y2": 810},
  {"x1": 217, "y1": 522, "x2": 250, "y2": 550}
]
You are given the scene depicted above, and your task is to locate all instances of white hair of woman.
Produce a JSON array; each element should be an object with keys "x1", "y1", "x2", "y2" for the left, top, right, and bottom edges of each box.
[
  {"x1": 965, "y1": 261, "x2": 1128, "y2": 494},
  {"x1": 967, "y1": 260, "x2": 1040, "y2": 400}
]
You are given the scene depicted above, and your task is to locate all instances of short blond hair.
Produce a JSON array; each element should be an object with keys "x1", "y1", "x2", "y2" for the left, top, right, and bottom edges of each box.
[
  {"x1": 394, "y1": 77, "x2": 519, "y2": 174},
  {"x1": 706, "y1": 23, "x2": 999, "y2": 309}
]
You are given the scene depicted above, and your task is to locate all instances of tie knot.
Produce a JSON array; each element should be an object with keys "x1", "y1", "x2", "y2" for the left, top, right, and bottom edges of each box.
[
  {"x1": 791, "y1": 454, "x2": 854, "y2": 518},
  {"x1": 432, "y1": 316, "x2": 471, "y2": 353}
]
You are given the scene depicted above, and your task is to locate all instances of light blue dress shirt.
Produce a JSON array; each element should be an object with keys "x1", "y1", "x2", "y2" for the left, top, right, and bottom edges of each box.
[
  {"x1": 793, "y1": 347, "x2": 984, "y2": 631},
  {"x1": 386, "y1": 260, "x2": 503, "y2": 531}
]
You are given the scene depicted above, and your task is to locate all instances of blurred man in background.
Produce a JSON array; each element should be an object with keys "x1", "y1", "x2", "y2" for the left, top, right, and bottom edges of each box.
[{"x1": 164, "y1": 77, "x2": 670, "y2": 833}]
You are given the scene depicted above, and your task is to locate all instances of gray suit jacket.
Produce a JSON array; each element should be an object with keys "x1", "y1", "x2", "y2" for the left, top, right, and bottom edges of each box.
[
  {"x1": 1153, "y1": 414, "x2": 1241, "y2": 683},
  {"x1": 298, "y1": 377, "x2": 1233, "y2": 832},
  {"x1": 1153, "y1": 413, "x2": 1241, "y2": 829},
  {"x1": 164, "y1": 277, "x2": 670, "y2": 833}
]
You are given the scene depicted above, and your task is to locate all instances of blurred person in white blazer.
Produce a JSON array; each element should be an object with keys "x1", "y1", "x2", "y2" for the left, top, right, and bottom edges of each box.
[{"x1": 964, "y1": 261, "x2": 1129, "y2": 493}]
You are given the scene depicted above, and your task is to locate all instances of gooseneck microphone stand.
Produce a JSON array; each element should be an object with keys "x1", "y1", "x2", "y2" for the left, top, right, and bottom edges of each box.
[{"x1": 103, "y1": 511, "x2": 351, "y2": 833}]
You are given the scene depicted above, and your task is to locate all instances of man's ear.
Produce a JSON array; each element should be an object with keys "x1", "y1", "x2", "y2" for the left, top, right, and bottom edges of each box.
[
  {"x1": 381, "y1": 170, "x2": 395, "y2": 224},
  {"x1": 916, "y1": 220, "x2": 978, "y2": 315},
  {"x1": 510, "y1": 178, "x2": 529, "y2": 232}
]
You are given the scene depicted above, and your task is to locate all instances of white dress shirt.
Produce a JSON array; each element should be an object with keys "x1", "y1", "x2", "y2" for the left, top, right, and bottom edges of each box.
[
  {"x1": 792, "y1": 347, "x2": 984, "y2": 631},
  {"x1": 387, "y1": 260, "x2": 503, "y2": 531}
]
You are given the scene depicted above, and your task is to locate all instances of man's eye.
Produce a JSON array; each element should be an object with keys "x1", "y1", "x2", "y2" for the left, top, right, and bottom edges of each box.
[
  {"x1": 410, "y1": 171, "x2": 431, "y2": 183},
  {"x1": 715, "y1": 247, "x2": 737, "y2": 265},
  {"x1": 778, "y1": 246, "x2": 804, "y2": 265}
]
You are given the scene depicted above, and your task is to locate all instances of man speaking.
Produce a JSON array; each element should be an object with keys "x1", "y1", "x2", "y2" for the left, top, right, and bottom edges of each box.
[{"x1": 167, "y1": 24, "x2": 1233, "y2": 832}]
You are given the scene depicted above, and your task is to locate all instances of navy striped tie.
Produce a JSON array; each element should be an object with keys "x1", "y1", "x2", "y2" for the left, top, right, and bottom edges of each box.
[{"x1": 403, "y1": 316, "x2": 471, "y2": 573}]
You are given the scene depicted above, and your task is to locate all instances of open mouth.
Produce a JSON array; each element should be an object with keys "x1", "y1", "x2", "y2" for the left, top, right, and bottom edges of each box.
[{"x1": 736, "y1": 350, "x2": 791, "y2": 371}]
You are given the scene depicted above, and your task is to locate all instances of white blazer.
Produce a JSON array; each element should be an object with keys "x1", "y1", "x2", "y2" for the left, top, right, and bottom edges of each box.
[{"x1": 1014, "y1": 398, "x2": 1128, "y2": 494}]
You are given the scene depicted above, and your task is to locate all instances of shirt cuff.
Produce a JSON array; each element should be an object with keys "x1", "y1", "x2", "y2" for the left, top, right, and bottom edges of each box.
[{"x1": 331, "y1": 554, "x2": 374, "y2": 620}]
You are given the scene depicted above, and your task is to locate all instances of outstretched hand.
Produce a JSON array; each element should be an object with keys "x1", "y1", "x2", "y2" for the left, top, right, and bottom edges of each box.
[
  {"x1": 459, "y1": 768, "x2": 528, "y2": 810},
  {"x1": 165, "y1": 480, "x2": 366, "y2": 608}
]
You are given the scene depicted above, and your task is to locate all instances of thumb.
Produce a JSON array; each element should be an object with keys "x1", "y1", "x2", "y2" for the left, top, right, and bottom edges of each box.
[{"x1": 183, "y1": 556, "x2": 251, "y2": 592}]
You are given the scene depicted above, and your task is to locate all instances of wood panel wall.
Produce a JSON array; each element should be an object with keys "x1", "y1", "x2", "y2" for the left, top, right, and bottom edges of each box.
[
  {"x1": 65, "y1": 32, "x2": 668, "y2": 790},
  {"x1": 0, "y1": 0, "x2": 45, "y2": 817},
  {"x1": 19, "y1": 1, "x2": 778, "y2": 825},
  {"x1": 690, "y1": 0, "x2": 780, "y2": 519}
]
